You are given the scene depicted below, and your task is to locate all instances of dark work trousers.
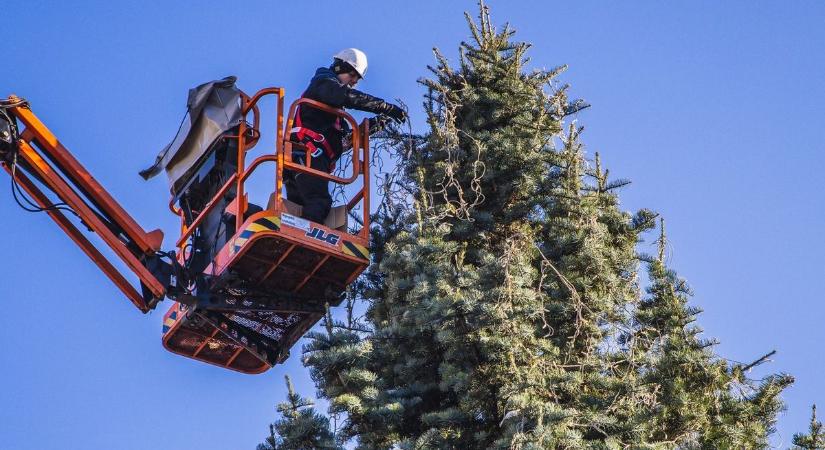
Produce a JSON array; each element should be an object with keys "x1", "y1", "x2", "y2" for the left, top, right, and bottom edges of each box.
[{"x1": 284, "y1": 151, "x2": 333, "y2": 223}]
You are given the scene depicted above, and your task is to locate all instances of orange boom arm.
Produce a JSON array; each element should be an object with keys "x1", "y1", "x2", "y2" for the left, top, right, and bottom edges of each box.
[{"x1": 0, "y1": 96, "x2": 167, "y2": 312}]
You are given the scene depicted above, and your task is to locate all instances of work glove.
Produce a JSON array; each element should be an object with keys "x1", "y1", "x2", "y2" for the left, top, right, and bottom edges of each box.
[
  {"x1": 384, "y1": 103, "x2": 407, "y2": 123},
  {"x1": 343, "y1": 116, "x2": 388, "y2": 150}
]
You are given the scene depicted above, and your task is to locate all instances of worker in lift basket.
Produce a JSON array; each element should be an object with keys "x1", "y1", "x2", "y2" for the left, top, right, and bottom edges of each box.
[{"x1": 285, "y1": 48, "x2": 406, "y2": 223}]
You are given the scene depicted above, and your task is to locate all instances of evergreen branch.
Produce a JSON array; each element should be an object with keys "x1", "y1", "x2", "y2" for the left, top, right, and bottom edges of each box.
[{"x1": 739, "y1": 350, "x2": 777, "y2": 373}]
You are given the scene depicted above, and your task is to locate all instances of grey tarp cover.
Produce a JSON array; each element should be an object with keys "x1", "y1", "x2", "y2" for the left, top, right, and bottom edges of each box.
[{"x1": 140, "y1": 76, "x2": 242, "y2": 188}]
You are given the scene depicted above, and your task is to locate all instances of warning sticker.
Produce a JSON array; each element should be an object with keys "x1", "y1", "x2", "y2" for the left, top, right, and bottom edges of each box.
[{"x1": 281, "y1": 213, "x2": 310, "y2": 232}]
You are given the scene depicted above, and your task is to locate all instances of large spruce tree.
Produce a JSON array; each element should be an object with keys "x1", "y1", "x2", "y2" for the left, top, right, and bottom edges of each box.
[{"x1": 260, "y1": 3, "x2": 792, "y2": 448}]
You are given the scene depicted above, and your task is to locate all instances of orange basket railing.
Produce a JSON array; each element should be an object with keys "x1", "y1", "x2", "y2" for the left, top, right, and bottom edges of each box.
[{"x1": 173, "y1": 87, "x2": 371, "y2": 255}]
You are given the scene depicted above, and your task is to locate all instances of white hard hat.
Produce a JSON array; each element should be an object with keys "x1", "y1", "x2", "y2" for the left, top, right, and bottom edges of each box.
[{"x1": 333, "y1": 48, "x2": 368, "y2": 78}]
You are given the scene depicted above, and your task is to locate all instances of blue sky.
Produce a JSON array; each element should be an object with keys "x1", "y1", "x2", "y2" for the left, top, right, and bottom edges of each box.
[{"x1": 2, "y1": 1, "x2": 824, "y2": 448}]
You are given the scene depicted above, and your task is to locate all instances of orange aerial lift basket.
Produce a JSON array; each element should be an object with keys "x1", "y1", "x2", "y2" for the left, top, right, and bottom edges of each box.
[
  {"x1": 160, "y1": 89, "x2": 372, "y2": 373},
  {"x1": 0, "y1": 88, "x2": 372, "y2": 374}
]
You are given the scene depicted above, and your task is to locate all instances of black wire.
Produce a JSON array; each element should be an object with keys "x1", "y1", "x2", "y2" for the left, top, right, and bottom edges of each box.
[
  {"x1": 7, "y1": 143, "x2": 81, "y2": 217},
  {"x1": 182, "y1": 242, "x2": 194, "y2": 269},
  {"x1": 10, "y1": 174, "x2": 53, "y2": 213},
  {"x1": 2, "y1": 100, "x2": 81, "y2": 216},
  {"x1": 11, "y1": 163, "x2": 55, "y2": 209},
  {"x1": 10, "y1": 171, "x2": 81, "y2": 216}
]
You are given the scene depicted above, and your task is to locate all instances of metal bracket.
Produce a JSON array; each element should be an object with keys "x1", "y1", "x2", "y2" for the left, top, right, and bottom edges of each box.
[
  {"x1": 0, "y1": 106, "x2": 17, "y2": 158},
  {"x1": 176, "y1": 290, "x2": 329, "y2": 314}
]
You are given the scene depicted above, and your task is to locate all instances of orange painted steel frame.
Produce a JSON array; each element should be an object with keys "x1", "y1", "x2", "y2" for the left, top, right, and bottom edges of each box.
[
  {"x1": 209, "y1": 209, "x2": 368, "y2": 284},
  {"x1": 171, "y1": 87, "x2": 371, "y2": 257},
  {"x1": 2, "y1": 96, "x2": 165, "y2": 313}
]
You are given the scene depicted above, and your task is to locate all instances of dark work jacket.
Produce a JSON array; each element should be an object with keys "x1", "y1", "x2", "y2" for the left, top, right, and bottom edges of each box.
[{"x1": 294, "y1": 66, "x2": 394, "y2": 159}]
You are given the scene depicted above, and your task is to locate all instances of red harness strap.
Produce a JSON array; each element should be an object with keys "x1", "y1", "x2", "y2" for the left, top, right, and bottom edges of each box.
[{"x1": 290, "y1": 104, "x2": 337, "y2": 167}]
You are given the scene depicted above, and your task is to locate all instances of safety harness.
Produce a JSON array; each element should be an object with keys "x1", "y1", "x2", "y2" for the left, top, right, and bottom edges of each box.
[{"x1": 289, "y1": 101, "x2": 339, "y2": 173}]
